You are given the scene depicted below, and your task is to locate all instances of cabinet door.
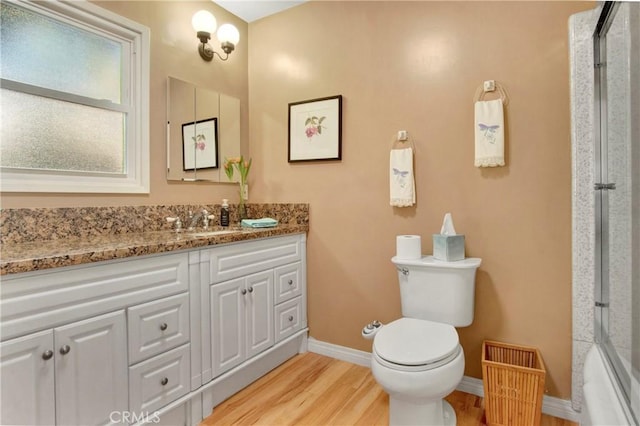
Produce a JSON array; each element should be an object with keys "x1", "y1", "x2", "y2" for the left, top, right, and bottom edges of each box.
[
  {"x1": 210, "y1": 278, "x2": 245, "y2": 377},
  {"x1": 0, "y1": 330, "x2": 55, "y2": 426},
  {"x1": 245, "y1": 270, "x2": 274, "y2": 358},
  {"x1": 55, "y1": 310, "x2": 128, "y2": 426}
]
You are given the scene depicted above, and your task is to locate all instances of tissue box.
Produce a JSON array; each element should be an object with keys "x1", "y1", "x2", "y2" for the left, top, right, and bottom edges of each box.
[{"x1": 433, "y1": 234, "x2": 465, "y2": 261}]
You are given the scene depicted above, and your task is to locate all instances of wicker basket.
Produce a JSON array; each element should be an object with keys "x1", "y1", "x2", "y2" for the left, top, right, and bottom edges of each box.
[{"x1": 482, "y1": 340, "x2": 546, "y2": 426}]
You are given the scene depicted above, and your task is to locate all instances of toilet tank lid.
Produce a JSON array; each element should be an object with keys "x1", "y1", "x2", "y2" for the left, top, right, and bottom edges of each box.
[{"x1": 392, "y1": 255, "x2": 481, "y2": 269}]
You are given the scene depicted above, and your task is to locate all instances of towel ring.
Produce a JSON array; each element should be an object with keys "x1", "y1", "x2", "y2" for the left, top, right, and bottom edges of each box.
[
  {"x1": 391, "y1": 134, "x2": 416, "y2": 151},
  {"x1": 473, "y1": 82, "x2": 509, "y2": 106}
]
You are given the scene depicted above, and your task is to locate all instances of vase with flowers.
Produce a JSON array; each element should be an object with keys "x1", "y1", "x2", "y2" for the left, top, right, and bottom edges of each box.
[{"x1": 223, "y1": 156, "x2": 252, "y2": 221}]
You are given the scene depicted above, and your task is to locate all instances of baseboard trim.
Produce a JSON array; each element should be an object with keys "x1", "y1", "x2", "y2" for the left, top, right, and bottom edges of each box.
[
  {"x1": 307, "y1": 337, "x2": 580, "y2": 423},
  {"x1": 308, "y1": 337, "x2": 371, "y2": 367}
]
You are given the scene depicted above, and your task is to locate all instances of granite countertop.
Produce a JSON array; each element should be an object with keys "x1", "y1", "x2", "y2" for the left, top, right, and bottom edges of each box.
[{"x1": 0, "y1": 224, "x2": 308, "y2": 276}]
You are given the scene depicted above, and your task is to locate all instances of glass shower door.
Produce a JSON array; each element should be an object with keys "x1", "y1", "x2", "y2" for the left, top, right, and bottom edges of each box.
[{"x1": 594, "y1": 2, "x2": 639, "y2": 423}]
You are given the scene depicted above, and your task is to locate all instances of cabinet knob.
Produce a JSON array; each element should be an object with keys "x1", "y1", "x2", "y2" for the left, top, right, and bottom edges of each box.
[
  {"x1": 42, "y1": 350, "x2": 54, "y2": 360},
  {"x1": 160, "y1": 323, "x2": 168, "y2": 331},
  {"x1": 59, "y1": 345, "x2": 71, "y2": 355},
  {"x1": 241, "y1": 288, "x2": 247, "y2": 295},
  {"x1": 248, "y1": 286, "x2": 254, "y2": 293},
  {"x1": 161, "y1": 377, "x2": 169, "y2": 386},
  {"x1": 288, "y1": 315, "x2": 294, "y2": 322},
  {"x1": 288, "y1": 279, "x2": 293, "y2": 286}
]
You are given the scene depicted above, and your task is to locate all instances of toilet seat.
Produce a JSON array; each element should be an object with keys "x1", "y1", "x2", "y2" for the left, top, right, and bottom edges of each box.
[{"x1": 373, "y1": 318, "x2": 460, "y2": 372}]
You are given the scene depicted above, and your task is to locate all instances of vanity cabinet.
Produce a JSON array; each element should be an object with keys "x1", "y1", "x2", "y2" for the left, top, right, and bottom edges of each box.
[
  {"x1": 0, "y1": 311, "x2": 128, "y2": 426},
  {"x1": 200, "y1": 234, "x2": 307, "y2": 412},
  {"x1": 1, "y1": 232, "x2": 307, "y2": 426},
  {"x1": 0, "y1": 252, "x2": 189, "y2": 426}
]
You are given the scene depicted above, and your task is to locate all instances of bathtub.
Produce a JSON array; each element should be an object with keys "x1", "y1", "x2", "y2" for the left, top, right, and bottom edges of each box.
[{"x1": 582, "y1": 345, "x2": 636, "y2": 426}]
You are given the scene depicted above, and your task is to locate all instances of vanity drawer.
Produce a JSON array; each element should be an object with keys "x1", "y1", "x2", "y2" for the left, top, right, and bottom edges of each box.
[
  {"x1": 129, "y1": 344, "x2": 190, "y2": 415},
  {"x1": 209, "y1": 235, "x2": 303, "y2": 283},
  {"x1": 274, "y1": 262, "x2": 302, "y2": 304},
  {"x1": 275, "y1": 297, "x2": 305, "y2": 343},
  {"x1": 1, "y1": 252, "x2": 189, "y2": 341},
  {"x1": 128, "y1": 293, "x2": 190, "y2": 364}
]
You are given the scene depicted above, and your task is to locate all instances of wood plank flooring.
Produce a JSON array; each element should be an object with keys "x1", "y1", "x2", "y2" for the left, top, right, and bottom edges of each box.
[{"x1": 200, "y1": 352, "x2": 577, "y2": 426}]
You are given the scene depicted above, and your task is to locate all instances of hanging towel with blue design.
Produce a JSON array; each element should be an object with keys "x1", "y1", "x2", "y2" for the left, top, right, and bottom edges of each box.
[
  {"x1": 390, "y1": 147, "x2": 415, "y2": 207},
  {"x1": 474, "y1": 99, "x2": 505, "y2": 167}
]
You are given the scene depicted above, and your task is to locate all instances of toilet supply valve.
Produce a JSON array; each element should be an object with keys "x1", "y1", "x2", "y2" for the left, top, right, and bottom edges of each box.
[{"x1": 361, "y1": 320, "x2": 383, "y2": 340}]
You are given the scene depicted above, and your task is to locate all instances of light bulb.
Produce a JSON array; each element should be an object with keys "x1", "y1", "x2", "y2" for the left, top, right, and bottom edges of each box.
[
  {"x1": 217, "y1": 24, "x2": 240, "y2": 45},
  {"x1": 192, "y1": 10, "x2": 217, "y2": 34}
]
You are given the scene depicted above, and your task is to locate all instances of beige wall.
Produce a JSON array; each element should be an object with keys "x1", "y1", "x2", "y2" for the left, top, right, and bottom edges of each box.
[
  {"x1": 248, "y1": 1, "x2": 593, "y2": 399},
  {"x1": 1, "y1": 1, "x2": 249, "y2": 209}
]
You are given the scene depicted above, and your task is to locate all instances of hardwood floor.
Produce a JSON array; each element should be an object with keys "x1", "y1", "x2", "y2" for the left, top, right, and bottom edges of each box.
[{"x1": 200, "y1": 352, "x2": 577, "y2": 426}]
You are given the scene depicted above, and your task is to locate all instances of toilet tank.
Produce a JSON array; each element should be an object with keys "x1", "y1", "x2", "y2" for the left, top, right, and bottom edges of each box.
[{"x1": 392, "y1": 256, "x2": 482, "y2": 327}]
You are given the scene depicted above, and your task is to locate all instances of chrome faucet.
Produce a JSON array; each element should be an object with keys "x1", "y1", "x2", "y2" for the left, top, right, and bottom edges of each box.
[{"x1": 187, "y1": 209, "x2": 215, "y2": 231}]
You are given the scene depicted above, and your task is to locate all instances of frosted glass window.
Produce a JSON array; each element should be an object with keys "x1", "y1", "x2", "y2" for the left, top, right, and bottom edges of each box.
[
  {"x1": 1, "y1": 89, "x2": 125, "y2": 174},
  {"x1": 1, "y1": 2, "x2": 122, "y2": 103},
  {"x1": 0, "y1": 0, "x2": 149, "y2": 193}
]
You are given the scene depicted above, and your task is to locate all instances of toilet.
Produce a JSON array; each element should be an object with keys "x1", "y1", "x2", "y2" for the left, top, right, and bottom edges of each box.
[{"x1": 369, "y1": 255, "x2": 481, "y2": 426}]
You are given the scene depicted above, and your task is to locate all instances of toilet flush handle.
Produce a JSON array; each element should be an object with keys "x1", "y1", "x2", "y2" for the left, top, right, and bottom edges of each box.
[{"x1": 396, "y1": 267, "x2": 409, "y2": 276}]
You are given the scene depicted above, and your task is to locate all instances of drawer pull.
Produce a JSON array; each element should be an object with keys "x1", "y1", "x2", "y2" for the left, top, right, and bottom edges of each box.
[
  {"x1": 159, "y1": 322, "x2": 168, "y2": 331},
  {"x1": 161, "y1": 377, "x2": 169, "y2": 386},
  {"x1": 42, "y1": 350, "x2": 54, "y2": 360},
  {"x1": 248, "y1": 286, "x2": 254, "y2": 293},
  {"x1": 241, "y1": 288, "x2": 247, "y2": 295},
  {"x1": 288, "y1": 279, "x2": 293, "y2": 286},
  {"x1": 59, "y1": 345, "x2": 71, "y2": 355},
  {"x1": 288, "y1": 315, "x2": 294, "y2": 322}
]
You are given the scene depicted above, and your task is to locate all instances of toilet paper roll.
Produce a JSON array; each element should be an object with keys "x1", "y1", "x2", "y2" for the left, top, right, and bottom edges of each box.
[{"x1": 396, "y1": 235, "x2": 422, "y2": 260}]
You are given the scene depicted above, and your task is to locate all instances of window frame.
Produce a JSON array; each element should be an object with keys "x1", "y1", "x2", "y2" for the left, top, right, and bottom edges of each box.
[{"x1": 0, "y1": 0, "x2": 150, "y2": 194}]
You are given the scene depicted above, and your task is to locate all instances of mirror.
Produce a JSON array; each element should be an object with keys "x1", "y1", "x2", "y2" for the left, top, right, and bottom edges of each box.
[{"x1": 167, "y1": 77, "x2": 241, "y2": 182}]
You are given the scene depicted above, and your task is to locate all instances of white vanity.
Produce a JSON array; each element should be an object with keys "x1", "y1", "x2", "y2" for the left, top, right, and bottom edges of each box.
[{"x1": 0, "y1": 233, "x2": 308, "y2": 426}]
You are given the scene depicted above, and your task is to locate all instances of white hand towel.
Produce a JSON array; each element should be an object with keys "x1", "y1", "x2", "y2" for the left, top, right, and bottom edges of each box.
[
  {"x1": 474, "y1": 99, "x2": 505, "y2": 167},
  {"x1": 390, "y1": 148, "x2": 415, "y2": 207}
]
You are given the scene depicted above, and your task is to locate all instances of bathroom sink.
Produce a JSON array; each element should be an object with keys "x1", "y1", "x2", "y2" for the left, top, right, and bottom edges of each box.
[{"x1": 189, "y1": 229, "x2": 238, "y2": 237}]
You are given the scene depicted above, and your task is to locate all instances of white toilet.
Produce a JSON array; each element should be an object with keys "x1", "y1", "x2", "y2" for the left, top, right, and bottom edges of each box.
[{"x1": 370, "y1": 255, "x2": 481, "y2": 426}]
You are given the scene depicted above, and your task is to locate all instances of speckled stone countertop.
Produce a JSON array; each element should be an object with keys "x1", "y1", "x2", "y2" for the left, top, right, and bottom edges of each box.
[{"x1": 0, "y1": 203, "x2": 309, "y2": 276}]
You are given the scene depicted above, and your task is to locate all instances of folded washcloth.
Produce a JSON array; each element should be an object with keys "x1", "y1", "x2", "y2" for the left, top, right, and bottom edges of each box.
[
  {"x1": 474, "y1": 99, "x2": 505, "y2": 167},
  {"x1": 390, "y1": 147, "x2": 416, "y2": 207},
  {"x1": 241, "y1": 218, "x2": 278, "y2": 228}
]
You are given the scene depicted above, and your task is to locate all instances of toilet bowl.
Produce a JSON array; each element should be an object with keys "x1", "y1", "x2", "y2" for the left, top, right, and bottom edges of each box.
[{"x1": 371, "y1": 317, "x2": 464, "y2": 425}]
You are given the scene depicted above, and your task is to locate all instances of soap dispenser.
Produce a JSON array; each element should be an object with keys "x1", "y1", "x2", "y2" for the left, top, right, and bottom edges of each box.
[{"x1": 220, "y1": 199, "x2": 229, "y2": 227}]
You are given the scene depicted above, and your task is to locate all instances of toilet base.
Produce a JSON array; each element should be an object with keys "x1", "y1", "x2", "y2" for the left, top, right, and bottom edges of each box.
[{"x1": 389, "y1": 397, "x2": 456, "y2": 426}]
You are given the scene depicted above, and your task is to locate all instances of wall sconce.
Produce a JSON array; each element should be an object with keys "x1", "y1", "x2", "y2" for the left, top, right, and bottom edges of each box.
[{"x1": 192, "y1": 10, "x2": 240, "y2": 61}]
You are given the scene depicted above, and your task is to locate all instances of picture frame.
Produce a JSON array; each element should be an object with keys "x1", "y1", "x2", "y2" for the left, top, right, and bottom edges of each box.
[
  {"x1": 288, "y1": 95, "x2": 342, "y2": 162},
  {"x1": 182, "y1": 117, "x2": 218, "y2": 171}
]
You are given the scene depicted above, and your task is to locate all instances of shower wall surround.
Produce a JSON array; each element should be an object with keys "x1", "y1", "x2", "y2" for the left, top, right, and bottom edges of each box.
[{"x1": 569, "y1": 7, "x2": 598, "y2": 412}]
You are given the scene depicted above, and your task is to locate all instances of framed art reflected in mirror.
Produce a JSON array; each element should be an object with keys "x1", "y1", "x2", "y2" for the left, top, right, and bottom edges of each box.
[{"x1": 182, "y1": 117, "x2": 218, "y2": 171}]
